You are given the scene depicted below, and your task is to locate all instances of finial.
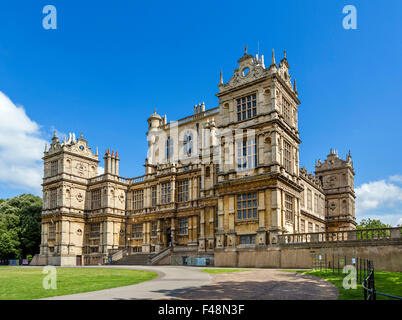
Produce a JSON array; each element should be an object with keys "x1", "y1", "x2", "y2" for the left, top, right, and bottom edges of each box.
[
  {"x1": 44, "y1": 143, "x2": 47, "y2": 152},
  {"x1": 116, "y1": 151, "x2": 118, "y2": 158},
  {"x1": 271, "y1": 48, "x2": 276, "y2": 65},
  {"x1": 53, "y1": 130, "x2": 57, "y2": 138},
  {"x1": 219, "y1": 70, "x2": 223, "y2": 85},
  {"x1": 293, "y1": 78, "x2": 297, "y2": 92},
  {"x1": 96, "y1": 147, "x2": 98, "y2": 156},
  {"x1": 154, "y1": 108, "x2": 156, "y2": 114},
  {"x1": 80, "y1": 132, "x2": 83, "y2": 139},
  {"x1": 245, "y1": 44, "x2": 247, "y2": 55},
  {"x1": 284, "y1": 50, "x2": 286, "y2": 59}
]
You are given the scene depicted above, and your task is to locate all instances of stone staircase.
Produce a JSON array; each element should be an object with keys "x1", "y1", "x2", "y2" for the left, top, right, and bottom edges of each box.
[
  {"x1": 110, "y1": 247, "x2": 173, "y2": 265},
  {"x1": 111, "y1": 253, "x2": 155, "y2": 265}
]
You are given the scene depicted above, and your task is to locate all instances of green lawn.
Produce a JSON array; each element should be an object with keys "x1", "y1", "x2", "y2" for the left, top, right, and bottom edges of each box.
[
  {"x1": 0, "y1": 266, "x2": 157, "y2": 300},
  {"x1": 292, "y1": 269, "x2": 402, "y2": 300},
  {"x1": 201, "y1": 268, "x2": 250, "y2": 274}
]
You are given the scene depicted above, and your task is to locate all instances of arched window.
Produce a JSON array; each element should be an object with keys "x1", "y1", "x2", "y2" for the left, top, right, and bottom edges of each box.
[
  {"x1": 166, "y1": 136, "x2": 173, "y2": 159},
  {"x1": 183, "y1": 133, "x2": 193, "y2": 156}
]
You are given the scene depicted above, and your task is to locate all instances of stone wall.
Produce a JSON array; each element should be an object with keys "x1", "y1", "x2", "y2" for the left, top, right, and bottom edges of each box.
[{"x1": 215, "y1": 241, "x2": 402, "y2": 271}]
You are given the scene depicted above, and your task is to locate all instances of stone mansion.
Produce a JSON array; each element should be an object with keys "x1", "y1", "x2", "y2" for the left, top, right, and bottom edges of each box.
[{"x1": 37, "y1": 48, "x2": 356, "y2": 266}]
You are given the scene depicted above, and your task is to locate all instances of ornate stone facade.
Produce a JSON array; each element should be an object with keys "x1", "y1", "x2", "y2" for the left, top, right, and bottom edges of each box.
[{"x1": 39, "y1": 48, "x2": 356, "y2": 266}]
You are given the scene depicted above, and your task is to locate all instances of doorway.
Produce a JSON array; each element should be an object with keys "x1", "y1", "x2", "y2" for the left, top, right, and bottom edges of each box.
[
  {"x1": 166, "y1": 227, "x2": 172, "y2": 247},
  {"x1": 76, "y1": 255, "x2": 82, "y2": 266}
]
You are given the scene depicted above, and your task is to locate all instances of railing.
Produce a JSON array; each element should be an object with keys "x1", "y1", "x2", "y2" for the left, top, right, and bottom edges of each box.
[
  {"x1": 89, "y1": 174, "x2": 145, "y2": 185},
  {"x1": 278, "y1": 227, "x2": 401, "y2": 245},
  {"x1": 176, "y1": 107, "x2": 219, "y2": 126},
  {"x1": 108, "y1": 248, "x2": 128, "y2": 263},
  {"x1": 150, "y1": 247, "x2": 172, "y2": 265},
  {"x1": 362, "y1": 260, "x2": 402, "y2": 300}
]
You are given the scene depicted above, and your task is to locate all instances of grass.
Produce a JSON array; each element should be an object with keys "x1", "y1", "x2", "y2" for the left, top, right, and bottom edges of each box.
[
  {"x1": 0, "y1": 266, "x2": 157, "y2": 300},
  {"x1": 201, "y1": 268, "x2": 250, "y2": 274},
  {"x1": 290, "y1": 269, "x2": 402, "y2": 300}
]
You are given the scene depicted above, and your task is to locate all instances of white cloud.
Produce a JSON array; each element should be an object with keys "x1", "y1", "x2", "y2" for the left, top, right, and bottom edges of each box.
[
  {"x1": 389, "y1": 175, "x2": 402, "y2": 183},
  {"x1": 355, "y1": 177, "x2": 402, "y2": 226},
  {"x1": 0, "y1": 92, "x2": 47, "y2": 194}
]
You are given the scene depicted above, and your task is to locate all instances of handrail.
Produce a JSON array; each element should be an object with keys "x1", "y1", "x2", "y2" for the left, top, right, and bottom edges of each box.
[
  {"x1": 150, "y1": 247, "x2": 171, "y2": 265},
  {"x1": 362, "y1": 260, "x2": 402, "y2": 300}
]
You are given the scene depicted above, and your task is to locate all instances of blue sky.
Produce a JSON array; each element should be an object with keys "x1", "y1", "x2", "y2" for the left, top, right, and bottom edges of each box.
[{"x1": 0, "y1": 0, "x2": 401, "y2": 225}]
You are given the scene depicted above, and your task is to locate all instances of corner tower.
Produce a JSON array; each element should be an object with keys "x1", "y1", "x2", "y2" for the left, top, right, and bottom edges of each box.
[
  {"x1": 315, "y1": 149, "x2": 356, "y2": 231},
  {"x1": 40, "y1": 132, "x2": 99, "y2": 266}
]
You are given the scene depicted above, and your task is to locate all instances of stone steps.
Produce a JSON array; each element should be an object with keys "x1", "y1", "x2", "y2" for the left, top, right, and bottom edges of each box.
[{"x1": 111, "y1": 253, "x2": 155, "y2": 265}]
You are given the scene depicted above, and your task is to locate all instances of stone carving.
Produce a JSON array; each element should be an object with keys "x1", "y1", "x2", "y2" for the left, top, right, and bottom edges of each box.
[{"x1": 76, "y1": 192, "x2": 83, "y2": 202}]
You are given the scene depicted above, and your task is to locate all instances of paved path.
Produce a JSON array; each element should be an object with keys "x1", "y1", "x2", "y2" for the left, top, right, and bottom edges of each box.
[
  {"x1": 42, "y1": 266, "x2": 338, "y2": 300},
  {"x1": 41, "y1": 265, "x2": 211, "y2": 300},
  {"x1": 174, "y1": 269, "x2": 338, "y2": 300}
]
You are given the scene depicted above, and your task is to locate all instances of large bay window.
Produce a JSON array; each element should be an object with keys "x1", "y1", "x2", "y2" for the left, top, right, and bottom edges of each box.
[
  {"x1": 132, "y1": 190, "x2": 144, "y2": 210},
  {"x1": 49, "y1": 188, "x2": 58, "y2": 209},
  {"x1": 91, "y1": 189, "x2": 101, "y2": 209},
  {"x1": 166, "y1": 136, "x2": 173, "y2": 160},
  {"x1": 178, "y1": 180, "x2": 189, "y2": 202},
  {"x1": 283, "y1": 140, "x2": 292, "y2": 173},
  {"x1": 237, "y1": 138, "x2": 257, "y2": 171},
  {"x1": 183, "y1": 133, "x2": 193, "y2": 156},
  {"x1": 237, "y1": 94, "x2": 257, "y2": 121},
  {"x1": 178, "y1": 217, "x2": 188, "y2": 235},
  {"x1": 132, "y1": 224, "x2": 143, "y2": 239},
  {"x1": 285, "y1": 194, "x2": 294, "y2": 223},
  {"x1": 161, "y1": 182, "x2": 171, "y2": 204},
  {"x1": 237, "y1": 193, "x2": 258, "y2": 220}
]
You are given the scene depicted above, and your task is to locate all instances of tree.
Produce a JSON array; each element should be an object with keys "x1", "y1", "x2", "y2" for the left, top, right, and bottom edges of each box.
[
  {"x1": 356, "y1": 218, "x2": 392, "y2": 240},
  {"x1": 0, "y1": 213, "x2": 21, "y2": 259},
  {"x1": 357, "y1": 218, "x2": 392, "y2": 230},
  {"x1": 0, "y1": 194, "x2": 42, "y2": 260}
]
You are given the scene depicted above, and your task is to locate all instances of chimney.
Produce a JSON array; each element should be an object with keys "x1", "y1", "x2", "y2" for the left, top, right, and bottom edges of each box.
[
  {"x1": 115, "y1": 151, "x2": 120, "y2": 176},
  {"x1": 111, "y1": 150, "x2": 115, "y2": 174},
  {"x1": 104, "y1": 150, "x2": 109, "y2": 174}
]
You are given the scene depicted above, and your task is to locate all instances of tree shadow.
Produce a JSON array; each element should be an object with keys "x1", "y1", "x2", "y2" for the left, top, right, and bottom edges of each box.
[{"x1": 148, "y1": 278, "x2": 338, "y2": 300}]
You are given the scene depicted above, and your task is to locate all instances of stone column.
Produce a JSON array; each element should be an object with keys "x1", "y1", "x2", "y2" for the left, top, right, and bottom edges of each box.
[
  {"x1": 142, "y1": 222, "x2": 150, "y2": 253},
  {"x1": 192, "y1": 216, "x2": 198, "y2": 243},
  {"x1": 198, "y1": 208, "x2": 206, "y2": 251},
  {"x1": 188, "y1": 179, "x2": 192, "y2": 201},
  {"x1": 269, "y1": 189, "x2": 282, "y2": 244},
  {"x1": 258, "y1": 133, "x2": 264, "y2": 166},
  {"x1": 60, "y1": 219, "x2": 69, "y2": 256},
  {"x1": 171, "y1": 178, "x2": 175, "y2": 203},
  {"x1": 257, "y1": 191, "x2": 267, "y2": 246},
  {"x1": 171, "y1": 217, "x2": 177, "y2": 246},
  {"x1": 188, "y1": 216, "x2": 193, "y2": 242},
  {"x1": 271, "y1": 130, "x2": 281, "y2": 173}
]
